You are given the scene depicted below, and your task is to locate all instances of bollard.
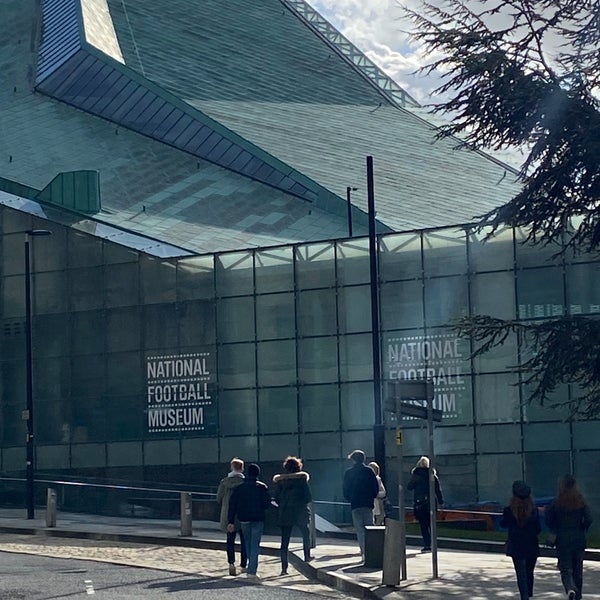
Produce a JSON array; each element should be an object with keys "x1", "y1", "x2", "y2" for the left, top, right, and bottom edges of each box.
[
  {"x1": 382, "y1": 518, "x2": 402, "y2": 586},
  {"x1": 45, "y1": 488, "x2": 57, "y2": 528},
  {"x1": 180, "y1": 492, "x2": 192, "y2": 537},
  {"x1": 309, "y1": 502, "x2": 317, "y2": 549}
]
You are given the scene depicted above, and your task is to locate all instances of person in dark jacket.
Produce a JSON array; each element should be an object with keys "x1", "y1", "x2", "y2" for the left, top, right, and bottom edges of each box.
[
  {"x1": 216, "y1": 457, "x2": 247, "y2": 576},
  {"x1": 273, "y1": 456, "x2": 312, "y2": 575},
  {"x1": 227, "y1": 462, "x2": 272, "y2": 580},
  {"x1": 407, "y1": 456, "x2": 444, "y2": 552},
  {"x1": 343, "y1": 449, "x2": 379, "y2": 560},
  {"x1": 500, "y1": 480, "x2": 541, "y2": 600},
  {"x1": 545, "y1": 474, "x2": 593, "y2": 600}
]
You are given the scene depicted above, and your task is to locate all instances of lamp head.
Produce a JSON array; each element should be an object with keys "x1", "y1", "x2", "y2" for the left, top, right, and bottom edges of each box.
[{"x1": 27, "y1": 229, "x2": 52, "y2": 237}]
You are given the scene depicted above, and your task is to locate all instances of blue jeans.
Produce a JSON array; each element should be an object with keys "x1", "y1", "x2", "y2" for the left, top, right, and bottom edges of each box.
[
  {"x1": 351, "y1": 507, "x2": 374, "y2": 556},
  {"x1": 226, "y1": 528, "x2": 247, "y2": 567},
  {"x1": 512, "y1": 557, "x2": 536, "y2": 600},
  {"x1": 240, "y1": 521, "x2": 264, "y2": 575}
]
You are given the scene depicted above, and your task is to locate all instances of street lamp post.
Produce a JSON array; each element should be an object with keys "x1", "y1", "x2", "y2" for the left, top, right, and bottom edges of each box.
[
  {"x1": 346, "y1": 186, "x2": 358, "y2": 237},
  {"x1": 24, "y1": 229, "x2": 51, "y2": 519}
]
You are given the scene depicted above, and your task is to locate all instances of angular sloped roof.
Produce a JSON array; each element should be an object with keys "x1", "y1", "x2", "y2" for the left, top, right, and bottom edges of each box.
[{"x1": 1, "y1": 0, "x2": 522, "y2": 254}]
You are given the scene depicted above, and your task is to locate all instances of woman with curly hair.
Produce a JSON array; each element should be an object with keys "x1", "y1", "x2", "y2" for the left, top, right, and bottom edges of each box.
[
  {"x1": 545, "y1": 474, "x2": 593, "y2": 600},
  {"x1": 500, "y1": 480, "x2": 541, "y2": 600},
  {"x1": 272, "y1": 456, "x2": 312, "y2": 575}
]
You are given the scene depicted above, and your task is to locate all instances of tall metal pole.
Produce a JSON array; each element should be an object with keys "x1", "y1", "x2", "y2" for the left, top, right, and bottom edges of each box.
[
  {"x1": 367, "y1": 157, "x2": 385, "y2": 475},
  {"x1": 24, "y1": 234, "x2": 35, "y2": 519},
  {"x1": 23, "y1": 229, "x2": 51, "y2": 520},
  {"x1": 428, "y1": 395, "x2": 439, "y2": 578},
  {"x1": 346, "y1": 186, "x2": 354, "y2": 237}
]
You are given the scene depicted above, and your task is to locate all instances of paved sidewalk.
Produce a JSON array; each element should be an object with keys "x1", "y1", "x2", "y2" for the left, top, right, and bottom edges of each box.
[{"x1": 1, "y1": 508, "x2": 599, "y2": 599}]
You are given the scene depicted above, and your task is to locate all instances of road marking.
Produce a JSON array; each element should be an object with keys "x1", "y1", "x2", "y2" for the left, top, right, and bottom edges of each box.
[{"x1": 84, "y1": 580, "x2": 95, "y2": 595}]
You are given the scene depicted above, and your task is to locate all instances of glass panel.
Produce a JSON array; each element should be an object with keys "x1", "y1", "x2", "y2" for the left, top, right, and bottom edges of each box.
[
  {"x1": 379, "y1": 232, "x2": 422, "y2": 281},
  {"x1": 470, "y1": 271, "x2": 516, "y2": 320},
  {"x1": 256, "y1": 292, "x2": 295, "y2": 340},
  {"x1": 424, "y1": 275, "x2": 468, "y2": 326},
  {"x1": 34, "y1": 313, "x2": 69, "y2": 358},
  {"x1": 140, "y1": 257, "x2": 177, "y2": 304},
  {"x1": 257, "y1": 339, "x2": 296, "y2": 387},
  {"x1": 299, "y1": 384, "x2": 339, "y2": 432},
  {"x1": 143, "y1": 304, "x2": 179, "y2": 349},
  {"x1": 337, "y1": 285, "x2": 371, "y2": 334},
  {"x1": 105, "y1": 262, "x2": 139, "y2": 307},
  {"x1": 217, "y1": 297, "x2": 255, "y2": 342},
  {"x1": 521, "y1": 384, "x2": 570, "y2": 422},
  {"x1": 105, "y1": 396, "x2": 144, "y2": 441},
  {"x1": 516, "y1": 267, "x2": 565, "y2": 320},
  {"x1": 295, "y1": 242, "x2": 335, "y2": 289},
  {"x1": 106, "y1": 307, "x2": 141, "y2": 352},
  {"x1": 524, "y1": 451, "x2": 571, "y2": 498},
  {"x1": 515, "y1": 228, "x2": 564, "y2": 268},
  {"x1": 178, "y1": 300, "x2": 216, "y2": 347},
  {"x1": 297, "y1": 336, "x2": 338, "y2": 384},
  {"x1": 255, "y1": 246, "x2": 294, "y2": 293},
  {"x1": 434, "y1": 426, "x2": 475, "y2": 454},
  {"x1": 474, "y1": 373, "x2": 521, "y2": 423},
  {"x1": 68, "y1": 230, "x2": 103, "y2": 268},
  {"x1": 258, "y1": 387, "x2": 297, "y2": 434},
  {"x1": 300, "y1": 432, "x2": 341, "y2": 459},
  {"x1": 477, "y1": 424, "x2": 521, "y2": 453},
  {"x1": 218, "y1": 343, "x2": 256, "y2": 388},
  {"x1": 177, "y1": 255, "x2": 214, "y2": 301},
  {"x1": 336, "y1": 239, "x2": 370, "y2": 285},
  {"x1": 566, "y1": 262, "x2": 600, "y2": 315},
  {"x1": 468, "y1": 227, "x2": 514, "y2": 272},
  {"x1": 219, "y1": 389, "x2": 257, "y2": 435},
  {"x1": 339, "y1": 333, "x2": 373, "y2": 381},
  {"x1": 104, "y1": 242, "x2": 139, "y2": 265},
  {"x1": 105, "y1": 352, "x2": 143, "y2": 396},
  {"x1": 69, "y1": 267, "x2": 104, "y2": 311},
  {"x1": 33, "y1": 271, "x2": 67, "y2": 314},
  {"x1": 423, "y1": 228, "x2": 467, "y2": 277},
  {"x1": 259, "y1": 434, "x2": 299, "y2": 461},
  {"x1": 572, "y1": 422, "x2": 600, "y2": 450},
  {"x1": 472, "y1": 331, "x2": 518, "y2": 374},
  {"x1": 71, "y1": 310, "x2": 106, "y2": 355},
  {"x1": 341, "y1": 381, "x2": 375, "y2": 429},
  {"x1": 523, "y1": 423, "x2": 570, "y2": 451},
  {"x1": 70, "y1": 396, "x2": 107, "y2": 442},
  {"x1": 33, "y1": 356, "x2": 70, "y2": 402},
  {"x1": 2, "y1": 274, "x2": 24, "y2": 318},
  {"x1": 220, "y1": 435, "x2": 258, "y2": 462},
  {"x1": 477, "y1": 454, "x2": 522, "y2": 503},
  {"x1": 297, "y1": 288, "x2": 336, "y2": 336},
  {"x1": 29, "y1": 224, "x2": 65, "y2": 272},
  {"x1": 216, "y1": 251, "x2": 254, "y2": 296},
  {"x1": 380, "y1": 280, "x2": 424, "y2": 331}
]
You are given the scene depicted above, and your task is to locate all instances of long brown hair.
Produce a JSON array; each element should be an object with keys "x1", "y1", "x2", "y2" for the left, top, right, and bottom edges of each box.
[
  {"x1": 556, "y1": 474, "x2": 585, "y2": 511},
  {"x1": 510, "y1": 495, "x2": 534, "y2": 526}
]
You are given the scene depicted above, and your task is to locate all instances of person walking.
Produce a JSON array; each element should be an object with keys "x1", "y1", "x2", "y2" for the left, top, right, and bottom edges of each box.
[
  {"x1": 407, "y1": 456, "x2": 444, "y2": 552},
  {"x1": 500, "y1": 480, "x2": 541, "y2": 600},
  {"x1": 343, "y1": 449, "x2": 379, "y2": 560},
  {"x1": 272, "y1": 455, "x2": 312, "y2": 576},
  {"x1": 545, "y1": 474, "x2": 593, "y2": 600},
  {"x1": 216, "y1": 457, "x2": 247, "y2": 576},
  {"x1": 368, "y1": 462, "x2": 387, "y2": 526},
  {"x1": 227, "y1": 462, "x2": 272, "y2": 580}
]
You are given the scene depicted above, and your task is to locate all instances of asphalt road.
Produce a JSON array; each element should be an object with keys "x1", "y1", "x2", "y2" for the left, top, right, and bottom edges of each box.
[
  {"x1": 0, "y1": 534, "x2": 352, "y2": 600},
  {"x1": 0, "y1": 552, "x2": 350, "y2": 599}
]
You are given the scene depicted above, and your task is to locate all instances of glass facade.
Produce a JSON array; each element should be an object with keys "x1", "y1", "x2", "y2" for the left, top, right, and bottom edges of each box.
[{"x1": 1, "y1": 205, "x2": 599, "y2": 523}]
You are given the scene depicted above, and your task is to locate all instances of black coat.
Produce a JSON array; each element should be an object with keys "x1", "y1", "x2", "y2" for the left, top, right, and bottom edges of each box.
[
  {"x1": 545, "y1": 500, "x2": 593, "y2": 553},
  {"x1": 228, "y1": 477, "x2": 271, "y2": 524},
  {"x1": 273, "y1": 471, "x2": 312, "y2": 527},
  {"x1": 407, "y1": 467, "x2": 444, "y2": 511},
  {"x1": 343, "y1": 462, "x2": 379, "y2": 510},
  {"x1": 500, "y1": 506, "x2": 541, "y2": 559}
]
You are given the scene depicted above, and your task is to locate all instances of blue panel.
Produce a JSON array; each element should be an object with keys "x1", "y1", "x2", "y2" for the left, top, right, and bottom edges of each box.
[
  {"x1": 120, "y1": 91, "x2": 157, "y2": 127},
  {"x1": 254, "y1": 163, "x2": 276, "y2": 181},
  {"x1": 162, "y1": 114, "x2": 194, "y2": 144},
  {"x1": 74, "y1": 63, "x2": 116, "y2": 109},
  {"x1": 152, "y1": 109, "x2": 187, "y2": 138},
  {"x1": 186, "y1": 127, "x2": 216, "y2": 153},
  {"x1": 59, "y1": 58, "x2": 108, "y2": 101},
  {"x1": 111, "y1": 86, "x2": 151, "y2": 121},
  {"x1": 50, "y1": 53, "x2": 97, "y2": 96},
  {"x1": 90, "y1": 74, "x2": 131, "y2": 113},
  {"x1": 138, "y1": 101, "x2": 171, "y2": 135},
  {"x1": 173, "y1": 121, "x2": 206, "y2": 147},
  {"x1": 219, "y1": 145, "x2": 244, "y2": 167},
  {"x1": 195, "y1": 131, "x2": 223, "y2": 156},
  {"x1": 39, "y1": 51, "x2": 90, "y2": 95},
  {"x1": 97, "y1": 80, "x2": 143, "y2": 119},
  {"x1": 229, "y1": 150, "x2": 254, "y2": 171},
  {"x1": 207, "y1": 139, "x2": 234, "y2": 162},
  {"x1": 240, "y1": 156, "x2": 264, "y2": 177},
  {"x1": 147, "y1": 105, "x2": 179, "y2": 136}
]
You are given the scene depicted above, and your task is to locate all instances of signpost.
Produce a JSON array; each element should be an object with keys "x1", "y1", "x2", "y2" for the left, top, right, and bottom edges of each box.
[{"x1": 383, "y1": 379, "x2": 440, "y2": 585}]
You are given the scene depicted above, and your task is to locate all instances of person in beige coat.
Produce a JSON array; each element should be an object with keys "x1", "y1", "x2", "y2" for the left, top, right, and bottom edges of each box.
[{"x1": 216, "y1": 457, "x2": 247, "y2": 575}]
